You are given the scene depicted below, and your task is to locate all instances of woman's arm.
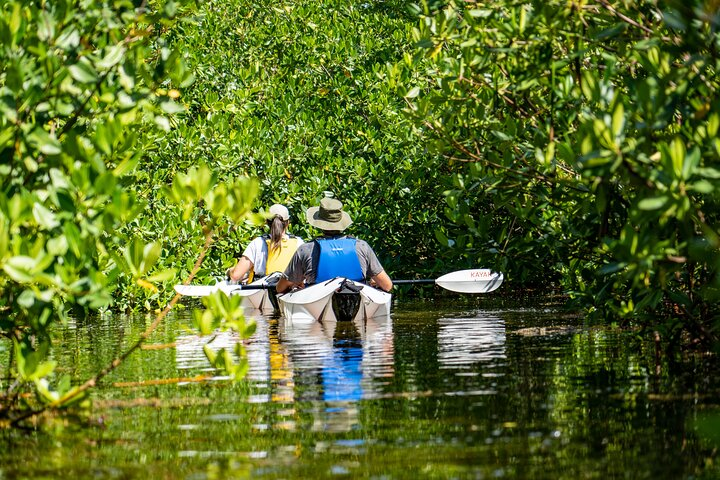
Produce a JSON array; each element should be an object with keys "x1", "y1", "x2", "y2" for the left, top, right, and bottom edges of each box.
[{"x1": 227, "y1": 256, "x2": 253, "y2": 283}]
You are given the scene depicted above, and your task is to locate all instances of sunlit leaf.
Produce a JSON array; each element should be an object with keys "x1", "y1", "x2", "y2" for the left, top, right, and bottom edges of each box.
[
  {"x1": 32, "y1": 203, "x2": 60, "y2": 230},
  {"x1": 611, "y1": 102, "x2": 624, "y2": 137},
  {"x1": 68, "y1": 61, "x2": 98, "y2": 83},
  {"x1": 97, "y1": 44, "x2": 126, "y2": 69},
  {"x1": 696, "y1": 167, "x2": 720, "y2": 179},
  {"x1": 405, "y1": 87, "x2": 420, "y2": 98},
  {"x1": 669, "y1": 138, "x2": 685, "y2": 179},
  {"x1": 145, "y1": 268, "x2": 177, "y2": 283},
  {"x1": 4, "y1": 256, "x2": 37, "y2": 283},
  {"x1": 638, "y1": 196, "x2": 670, "y2": 211},
  {"x1": 468, "y1": 9, "x2": 492, "y2": 17},
  {"x1": 28, "y1": 360, "x2": 56, "y2": 381},
  {"x1": 688, "y1": 180, "x2": 714, "y2": 194}
]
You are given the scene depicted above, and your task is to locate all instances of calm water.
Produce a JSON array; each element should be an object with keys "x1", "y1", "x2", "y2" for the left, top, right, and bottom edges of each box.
[{"x1": 1, "y1": 298, "x2": 720, "y2": 479}]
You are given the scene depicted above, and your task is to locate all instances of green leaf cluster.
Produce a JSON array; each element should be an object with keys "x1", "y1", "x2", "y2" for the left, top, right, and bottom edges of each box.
[
  {"x1": 403, "y1": 0, "x2": 720, "y2": 345},
  {"x1": 0, "y1": 0, "x2": 259, "y2": 418},
  {"x1": 193, "y1": 291, "x2": 257, "y2": 379}
]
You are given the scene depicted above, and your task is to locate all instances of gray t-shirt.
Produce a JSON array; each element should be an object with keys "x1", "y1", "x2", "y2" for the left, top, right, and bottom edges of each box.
[{"x1": 283, "y1": 236, "x2": 385, "y2": 285}]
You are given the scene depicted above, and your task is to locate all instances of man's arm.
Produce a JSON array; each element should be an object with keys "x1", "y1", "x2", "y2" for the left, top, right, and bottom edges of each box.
[
  {"x1": 359, "y1": 240, "x2": 392, "y2": 291},
  {"x1": 371, "y1": 270, "x2": 393, "y2": 292},
  {"x1": 276, "y1": 244, "x2": 310, "y2": 293},
  {"x1": 276, "y1": 276, "x2": 295, "y2": 293}
]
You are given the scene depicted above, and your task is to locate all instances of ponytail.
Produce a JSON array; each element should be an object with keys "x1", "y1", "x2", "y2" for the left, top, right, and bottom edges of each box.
[{"x1": 268, "y1": 216, "x2": 288, "y2": 253}]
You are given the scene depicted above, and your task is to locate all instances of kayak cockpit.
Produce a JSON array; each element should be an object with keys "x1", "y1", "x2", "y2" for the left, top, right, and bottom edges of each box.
[{"x1": 277, "y1": 277, "x2": 391, "y2": 323}]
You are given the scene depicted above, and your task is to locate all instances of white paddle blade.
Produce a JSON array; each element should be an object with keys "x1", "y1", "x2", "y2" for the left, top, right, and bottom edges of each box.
[
  {"x1": 435, "y1": 269, "x2": 504, "y2": 293},
  {"x1": 174, "y1": 285, "x2": 218, "y2": 297},
  {"x1": 173, "y1": 283, "x2": 242, "y2": 297}
]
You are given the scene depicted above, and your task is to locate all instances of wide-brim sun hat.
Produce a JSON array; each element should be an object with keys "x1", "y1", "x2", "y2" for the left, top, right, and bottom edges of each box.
[
  {"x1": 306, "y1": 197, "x2": 353, "y2": 231},
  {"x1": 269, "y1": 203, "x2": 290, "y2": 221}
]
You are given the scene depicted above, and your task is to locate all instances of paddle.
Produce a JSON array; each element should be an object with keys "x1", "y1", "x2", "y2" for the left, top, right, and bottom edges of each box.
[
  {"x1": 174, "y1": 268, "x2": 503, "y2": 297},
  {"x1": 173, "y1": 283, "x2": 273, "y2": 297},
  {"x1": 394, "y1": 269, "x2": 503, "y2": 294}
]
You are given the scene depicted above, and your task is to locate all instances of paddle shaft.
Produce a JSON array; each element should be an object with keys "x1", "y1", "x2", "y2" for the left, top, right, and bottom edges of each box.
[
  {"x1": 243, "y1": 279, "x2": 435, "y2": 287},
  {"x1": 392, "y1": 279, "x2": 436, "y2": 285},
  {"x1": 245, "y1": 276, "x2": 489, "y2": 287},
  {"x1": 232, "y1": 284, "x2": 276, "y2": 290}
]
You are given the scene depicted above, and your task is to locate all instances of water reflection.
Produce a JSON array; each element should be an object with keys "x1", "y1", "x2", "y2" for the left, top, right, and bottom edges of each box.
[
  {"x1": 278, "y1": 315, "x2": 395, "y2": 402},
  {"x1": 278, "y1": 315, "x2": 394, "y2": 433},
  {"x1": 4, "y1": 303, "x2": 720, "y2": 479},
  {"x1": 174, "y1": 310, "x2": 395, "y2": 411},
  {"x1": 436, "y1": 311, "x2": 506, "y2": 368},
  {"x1": 175, "y1": 310, "x2": 271, "y2": 384}
]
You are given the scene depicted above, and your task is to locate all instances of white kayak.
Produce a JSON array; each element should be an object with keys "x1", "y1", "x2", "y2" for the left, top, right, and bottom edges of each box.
[
  {"x1": 277, "y1": 277, "x2": 392, "y2": 324},
  {"x1": 234, "y1": 274, "x2": 280, "y2": 313},
  {"x1": 173, "y1": 272, "x2": 282, "y2": 314}
]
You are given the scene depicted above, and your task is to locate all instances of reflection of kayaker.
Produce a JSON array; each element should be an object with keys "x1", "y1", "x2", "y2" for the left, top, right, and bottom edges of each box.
[
  {"x1": 323, "y1": 321, "x2": 364, "y2": 402},
  {"x1": 268, "y1": 319, "x2": 295, "y2": 403},
  {"x1": 278, "y1": 313, "x2": 395, "y2": 406}
]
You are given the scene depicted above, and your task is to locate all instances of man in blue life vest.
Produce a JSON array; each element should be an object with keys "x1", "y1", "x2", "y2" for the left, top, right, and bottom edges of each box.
[{"x1": 275, "y1": 197, "x2": 393, "y2": 293}]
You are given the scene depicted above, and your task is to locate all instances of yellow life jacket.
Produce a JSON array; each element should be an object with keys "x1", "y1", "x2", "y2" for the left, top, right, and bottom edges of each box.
[{"x1": 265, "y1": 235, "x2": 301, "y2": 274}]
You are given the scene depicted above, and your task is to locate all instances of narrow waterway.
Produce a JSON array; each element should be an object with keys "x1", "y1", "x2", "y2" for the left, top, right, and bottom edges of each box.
[{"x1": 1, "y1": 298, "x2": 719, "y2": 479}]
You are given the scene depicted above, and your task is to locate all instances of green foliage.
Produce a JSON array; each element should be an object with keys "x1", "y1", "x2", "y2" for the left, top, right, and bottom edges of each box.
[
  {"x1": 4, "y1": 0, "x2": 718, "y2": 422},
  {"x1": 404, "y1": 0, "x2": 720, "y2": 345},
  {"x1": 0, "y1": 0, "x2": 259, "y2": 419},
  {"x1": 0, "y1": 0, "x2": 182, "y2": 413},
  {"x1": 129, "y1": 0, "x2": 454, "y2": 284},
  {"x1": 193, "y1": 291, "x2": 257, "y2": 379}
]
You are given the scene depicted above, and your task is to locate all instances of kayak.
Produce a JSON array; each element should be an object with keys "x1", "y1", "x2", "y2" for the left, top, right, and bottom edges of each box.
[
  {"x1": 277, "y1": 277, "x2": 392, "y2": 323},
  {"x1": 234, "y1": 273, "x2": 280, "y2": 313}
]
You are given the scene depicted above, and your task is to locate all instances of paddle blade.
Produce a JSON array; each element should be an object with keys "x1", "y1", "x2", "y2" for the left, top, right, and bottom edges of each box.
[
  {"x1": 174, "y1": 279, "x2": 275, "y2": 297},
  {"x1": 173, "y1": 285, "x2": 219, "y2": 297},
  {"x1": 435, "y1": 269, "x2": 503, "y2": 293},
  {"x1": 174, "y1": 283, "x2": 244, "y2": 297}
]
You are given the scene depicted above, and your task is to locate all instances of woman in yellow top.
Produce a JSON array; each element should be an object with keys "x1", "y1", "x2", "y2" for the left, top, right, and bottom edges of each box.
[{"x1": 227, "y1": 204, "x2": 304, "y2": 284}]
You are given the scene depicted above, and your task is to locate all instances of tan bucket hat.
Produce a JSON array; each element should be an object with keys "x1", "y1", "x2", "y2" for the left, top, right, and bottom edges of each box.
[{"x1": 306, "y1": 197, "x2": 353, "y2": 231}]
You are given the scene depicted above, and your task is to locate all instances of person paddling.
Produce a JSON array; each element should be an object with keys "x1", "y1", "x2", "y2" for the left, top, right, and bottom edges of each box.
[
  {"x1": 276, "y1": 197, "x2": 393, "y2": 293},
  {"x1": 227, "y1": 204, "x2": 304, "y2": 284}
]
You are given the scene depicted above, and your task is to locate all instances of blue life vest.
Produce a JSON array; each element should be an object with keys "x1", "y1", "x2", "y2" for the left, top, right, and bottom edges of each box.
[{"x1": 315, "y1": 237, "x2": 364, "y2": 283}]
